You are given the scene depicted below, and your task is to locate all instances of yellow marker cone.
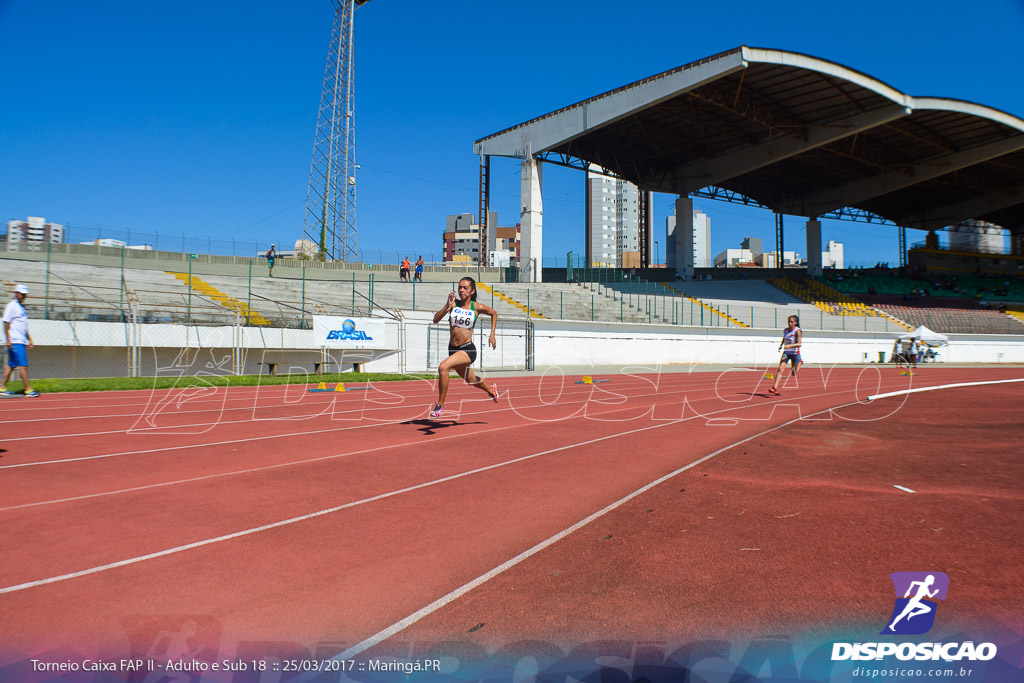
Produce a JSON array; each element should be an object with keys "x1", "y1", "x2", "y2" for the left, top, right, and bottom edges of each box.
[
  {"x1": 334, "y1": 383, "x2": 346, "y2": 392},
  {"x1": 763, "y1": 373, "x2": 774, "y2": 380},
  {"x1": 582, "y1": 375, "x2": 594, "y2": 384},
  {"x1": 316, "y1": 382, "x2": 327, "y2": 390}
]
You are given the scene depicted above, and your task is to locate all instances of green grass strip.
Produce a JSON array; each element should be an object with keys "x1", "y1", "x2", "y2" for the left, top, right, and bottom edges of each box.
[{"x1": 1, "y1": 372, "x2": 440, "y2": 394}]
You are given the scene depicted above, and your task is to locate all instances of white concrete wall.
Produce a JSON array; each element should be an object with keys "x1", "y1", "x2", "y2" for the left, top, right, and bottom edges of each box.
[
  {"x1": 13, "y1": 316, "x2": 1024, "y2": 379},
  {"x1": 532, "y1": 319, "x2": 1024, "y2": 366},
  {"x1": 25, "y1": 319, "x2": 315, "y2": 349}
]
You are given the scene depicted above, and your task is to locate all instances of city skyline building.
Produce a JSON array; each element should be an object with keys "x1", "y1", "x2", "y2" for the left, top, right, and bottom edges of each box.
[
  {"x1": 443, "y1": 212, "x2": 520, "y2": 264},
  {"x1": 586, "y1": 169, "x2": 639, "y2": 267},
  {"x1": 713, "y1": 237, "x2": 842, "y2": 268},
  {"x1": 946, "y1": 220, "x2": 1006, "y2": 254},
  {"x1": 666, "y1": 209, "x2": 711, "y2": 269},
  {"x1": 822, "y1": 239, "x2": 844, "y2": 269},
  {"x1": 5, "y1": 216, "x2": 64, "y2": 244}
]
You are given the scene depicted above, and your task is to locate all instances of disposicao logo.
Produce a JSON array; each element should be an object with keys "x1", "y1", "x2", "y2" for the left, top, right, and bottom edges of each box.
[
  {"x1": 326, "y1": 319, "x2": 373, "y2": 341},
  {"x1": 831, "y1": 571, "x2": 997, "y2": 662},
  {"x1": 882, "y1": 571, "x2": 948, "y2": 635}
]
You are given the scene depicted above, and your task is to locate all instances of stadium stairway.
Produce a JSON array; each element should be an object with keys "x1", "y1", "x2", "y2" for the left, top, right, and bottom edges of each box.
[
  {"x1": 768, "y1": 276, "x2": 910, "y2": 331},
  {"x1": 168, "y1": 272, "x2": 270, "y2": 325},
  {"x1": 477, "y1": 282, "x2": 544, "y2": 318},
  {"x1": 659, "y1": 283, "x2": 748, "y2": 327}
]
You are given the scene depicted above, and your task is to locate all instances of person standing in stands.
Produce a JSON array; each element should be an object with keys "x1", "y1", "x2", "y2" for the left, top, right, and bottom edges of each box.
[
  {"x1": 414, "y1": 256, "x2": 424, "y2": 282},
  {"x1": 266, "y1": 244, "x2": 277, "y2": 277},
  {"x1": 2, "y1": 284, "x2": 39, "y2": 397},
  {"x1": 400, "y1": 256, "x2": 411, "y2": 282}
]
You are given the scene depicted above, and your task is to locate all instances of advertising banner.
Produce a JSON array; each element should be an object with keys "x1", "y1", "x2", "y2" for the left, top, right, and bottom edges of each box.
[{"x1": 312, "y1": 316, "x2": 389, "y2": 349}]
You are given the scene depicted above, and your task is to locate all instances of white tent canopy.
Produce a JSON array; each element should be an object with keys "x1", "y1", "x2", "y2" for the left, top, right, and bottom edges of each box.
[{"x1": 897, "y1": 325, "x2": 949, "y2": 347}]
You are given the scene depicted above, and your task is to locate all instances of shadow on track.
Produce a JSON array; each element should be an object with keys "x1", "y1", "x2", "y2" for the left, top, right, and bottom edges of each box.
[{"x1": 401, "y1": 418, "x2": 484, "y2": 436}]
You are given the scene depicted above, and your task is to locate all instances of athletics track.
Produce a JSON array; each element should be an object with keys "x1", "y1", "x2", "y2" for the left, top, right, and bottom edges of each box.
[{"x1": 0, "y1": 366, "x2": 1022, "y2": 680}]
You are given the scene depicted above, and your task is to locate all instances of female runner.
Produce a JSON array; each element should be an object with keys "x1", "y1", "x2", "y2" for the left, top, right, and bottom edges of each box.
[
  {"x1": 768, "y1": 314, "x2": 802, "y2": 396},
  {"x1": 430, "y1": 277, "x2": 500, "y2": 418}
]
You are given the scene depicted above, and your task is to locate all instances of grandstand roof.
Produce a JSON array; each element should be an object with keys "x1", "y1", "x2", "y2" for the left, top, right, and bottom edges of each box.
[{"x1": 474, "y1": 46, "x2": 1024, "y2": 232}]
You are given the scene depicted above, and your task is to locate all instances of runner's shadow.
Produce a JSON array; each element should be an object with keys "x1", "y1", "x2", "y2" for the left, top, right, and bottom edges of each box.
[
  {"x1": 738, "y1": 392, "x2": 777, "y2": 398},
  {"x1": 402, "y1": 419, "x2": 484, "y2": 436}
]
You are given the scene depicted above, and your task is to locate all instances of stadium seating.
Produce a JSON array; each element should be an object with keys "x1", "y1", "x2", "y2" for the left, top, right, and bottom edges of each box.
[{"x1": 4, "y1": 256, "x2": 1020, "y2": 334}]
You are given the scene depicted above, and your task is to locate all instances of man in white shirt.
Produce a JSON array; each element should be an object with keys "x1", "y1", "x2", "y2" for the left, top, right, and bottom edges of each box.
[{"x1": 2, "y1": 284, "x2": 38, "y2": 397}]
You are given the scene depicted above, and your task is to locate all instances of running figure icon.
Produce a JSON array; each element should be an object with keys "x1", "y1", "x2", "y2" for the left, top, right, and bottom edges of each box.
[{"x1": 888, "y1": 574, "x2": 939, "y2": 631}]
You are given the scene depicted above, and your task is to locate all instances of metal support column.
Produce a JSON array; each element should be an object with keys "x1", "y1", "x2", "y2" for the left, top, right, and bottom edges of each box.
[
  {"x1": 584, "y1": 169, "x2": 592, "y2": 267},
  {"x1": 775, "y1": 213, "x2": 784, "y2": 268},
  {"x1": 898, "y1": 226, "x2": 907, "y2": 268},
  {"x1": 638, "y1": 190, "x2": 651, "y2": 268},
  {"x1": 478, "y1": 154, "x2": 490, "y2": 283}
]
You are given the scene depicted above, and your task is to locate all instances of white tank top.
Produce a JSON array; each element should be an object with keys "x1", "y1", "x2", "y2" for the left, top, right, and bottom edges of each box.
[
  {"x1": 449, "y1": 301, "x2": 476, "y2": 330},
  {"x1": 782, "y1": 326, "x2": 800, "y2": 353}
]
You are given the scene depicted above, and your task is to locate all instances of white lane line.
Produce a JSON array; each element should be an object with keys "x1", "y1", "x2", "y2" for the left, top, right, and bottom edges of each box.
[
  {"x1": 894, "y1": 485, "x2": 916, "y2": 493},
  {"x1": 868, "y1": 377, "x2": 1024, "y2": 401},
  {"x1": 0, "y1": 365, "x2": 839, "y2": 423},
  {"x1": 0, "y1": 377, "x2": 685, "y2": 440},
  {"x1": 1, "y1": 379, "x2": 843, "y2": 509},
  {"x1": 0, "y1": 411, "x2": 723, "y2": 596},
  {"x1": 0, "y1": 374, "x2": 786, "y2": 464},
  {"x1": 0, "y1": 378, "x2": 566, "y2": 423},
  {"x1": 0, "y1": 418, "x2": 528, "y2": 511},
  {"x1": 0, "y1": 375, "x2": 644, "y2": 416},
  {"x1": 329, "y1": 405, "x2": 841, "y2": 662}
]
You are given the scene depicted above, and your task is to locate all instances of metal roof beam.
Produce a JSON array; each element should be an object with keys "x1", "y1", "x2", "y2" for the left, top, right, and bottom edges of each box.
[
  {"x1": 911, "y1": 191, "x2": 1024, "y2": 231},
  {"x1": 671, "y1": 104, "x2": 909, "y2": 194},
  {"x1": 473, "y1": 52, "x2": 747, "y2": 158},
  {"x1": 795, "y1": 135, "x2": 1024, "y2": 217}
]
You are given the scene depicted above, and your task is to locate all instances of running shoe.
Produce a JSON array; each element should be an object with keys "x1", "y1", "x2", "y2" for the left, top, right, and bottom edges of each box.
[
  {"x1": 0, "y1": 389, "x2": 15, "y2": 398},
  {"x1": 25, "y1": 390, "x2": 40, "y2": 398},
  {"x1": 429, "y1": 404, "x2": 445, "y2": 418},
  {"x1": 768, "y1": 387, "x2": 781, "y2": 396},
  {"x1": 491, "y1": 382, "x2": 500, "y2": 403}
]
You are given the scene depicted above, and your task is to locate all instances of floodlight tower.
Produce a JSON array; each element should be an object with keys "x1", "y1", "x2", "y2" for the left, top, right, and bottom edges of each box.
[{"x1": 303, "y1": 0, "x2": 372, "y2": 262}]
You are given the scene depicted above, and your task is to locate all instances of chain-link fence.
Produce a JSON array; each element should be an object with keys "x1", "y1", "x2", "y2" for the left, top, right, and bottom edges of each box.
[
  {"x1": 20, "y1": 312, "x2": 534, "y2": 380},
  {"x1": 424, "y1": 317, "x2": 534, "y2": 373}
]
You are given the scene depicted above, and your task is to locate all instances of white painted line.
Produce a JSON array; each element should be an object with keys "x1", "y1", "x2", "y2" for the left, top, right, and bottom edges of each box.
[
  {"x1": 0, "y1": 397, "x2": 848, "y2": 597},
  {"x1": 0, "y1": 376, "x2": 706, "y2": 442},
  {"x1": 894, "y1": 485, "x2": 915, "y2": 493},
  {"x1": 0, "y1": 374, "x2": 812, "y2": 466},
  {"x1": 868, "y1": 377, "x2": 1024, "y2": 402},
  {"x1": 329, "y1": 403, "x2": 849, "y2": 662},
  {"x1": 0, "y1": 414, "x2": 700, "y2": 595},
  {"x1": 0, "y1": 419, "x2": 526, "y2": 511},
  {"x1": 3, "y1": 379, "x2": 863, "y2": 512}
]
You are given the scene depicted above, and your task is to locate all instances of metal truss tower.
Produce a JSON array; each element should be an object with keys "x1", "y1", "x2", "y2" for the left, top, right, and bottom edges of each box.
[{"x1": 303, "y1": 0, "x2": 371, "y2": 262}]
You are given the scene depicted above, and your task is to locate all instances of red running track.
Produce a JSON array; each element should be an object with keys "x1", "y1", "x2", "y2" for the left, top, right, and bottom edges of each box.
[{"x1": 0, "y1": 366, "x2": 1022, "y2": 663}]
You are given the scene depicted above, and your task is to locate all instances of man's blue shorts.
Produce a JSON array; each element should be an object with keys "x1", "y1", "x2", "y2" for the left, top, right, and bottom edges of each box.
[{"x1": 7, "y1": 344, "x2": 28, "y2": 368}]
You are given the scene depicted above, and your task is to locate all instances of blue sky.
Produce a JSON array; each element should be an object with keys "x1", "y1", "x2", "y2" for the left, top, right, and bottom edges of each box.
[{"x1": 2, "y1": 0, "x2": 1023, "y2": 267}]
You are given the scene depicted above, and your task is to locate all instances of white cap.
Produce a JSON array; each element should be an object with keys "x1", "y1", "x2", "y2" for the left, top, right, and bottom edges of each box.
[{"x1": 14, "y1": 284, "x2": 29, "y2": 294}]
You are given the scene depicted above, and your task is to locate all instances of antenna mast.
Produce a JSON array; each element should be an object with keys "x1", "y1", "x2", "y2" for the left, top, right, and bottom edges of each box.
[{"x1": 303, "y1": 0, "x2": 371, "y2": 262}]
